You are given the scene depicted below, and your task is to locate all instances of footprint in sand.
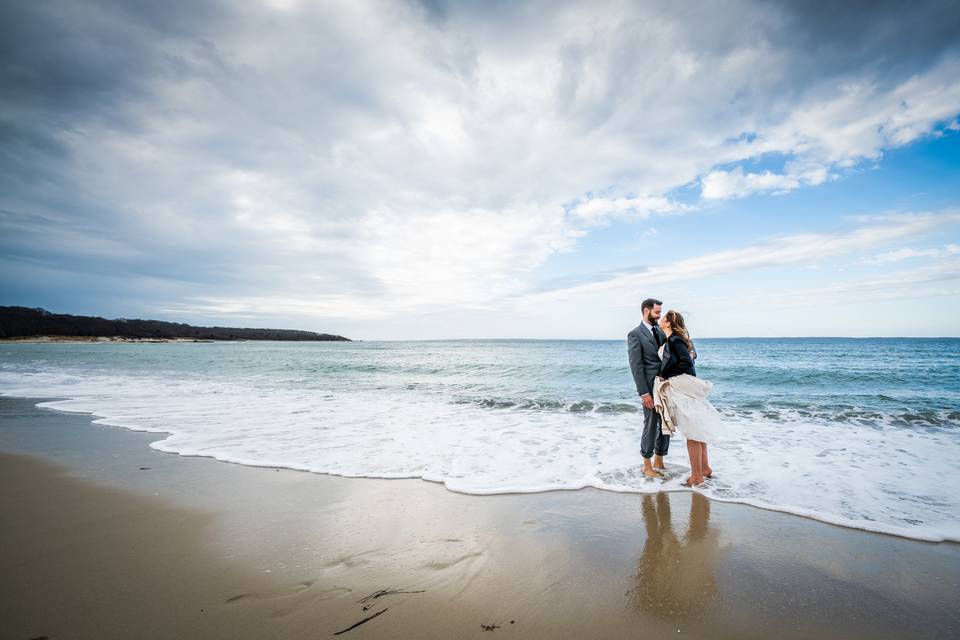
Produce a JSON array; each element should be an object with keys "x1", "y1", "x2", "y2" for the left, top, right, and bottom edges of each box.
[
  {"x1": 422, "y1": 551, "x2": 484, "y2": 570},
  {"x1": 418, "y1": 548, "x2": 488, "y2": 599},
  {"x1": 225, "y1": 579, "x2": 319, "y2": 604},
  {"x1": 225, "y1": 579, "x2": 352, "y2": 617},
  {"x1": 322, "y1": 549, "x2": 380, "y2": 569},
  {"x1": 271, "y1": 586, "x2": 352, "y2": 617}
]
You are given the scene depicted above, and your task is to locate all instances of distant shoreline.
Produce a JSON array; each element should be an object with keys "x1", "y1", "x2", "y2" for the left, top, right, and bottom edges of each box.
[
  {"x1": 0, "y1": 336, "x2": 219, "y2": 344},
  {"x1": 0, "y1": 306, "x2": 351, "y2": 342}
]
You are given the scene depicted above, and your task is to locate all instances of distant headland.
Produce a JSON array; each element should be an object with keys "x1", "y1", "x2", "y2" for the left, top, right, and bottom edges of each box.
[{"x1": 0, "y1": 306, "x2": 351, "y2": 342}]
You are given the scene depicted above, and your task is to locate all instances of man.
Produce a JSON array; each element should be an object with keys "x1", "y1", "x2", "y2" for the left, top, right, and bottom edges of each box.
[{"x1": 627, "y1": 298, "x2": 669, "y2": 478}]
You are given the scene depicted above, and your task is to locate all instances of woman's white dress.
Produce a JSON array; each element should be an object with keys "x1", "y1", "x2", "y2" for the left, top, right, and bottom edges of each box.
[{"x1": 657, "y1": 344, "x2": 725, "y2": 443}]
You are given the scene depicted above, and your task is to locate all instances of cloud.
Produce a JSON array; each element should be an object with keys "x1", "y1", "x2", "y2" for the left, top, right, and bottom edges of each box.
[
  {"x1": 701, "y1": 165, "x2": 830, "y2": 199},
  {"x1": 1, "y1": 0, "x2": 959, "y2": 331},
  {"x1": 355, "y1": 203, "x2": 581, "y2": 309},
  {"x1": 859, "y1": 244, "x2": 960, "y2": 265},
  {"x1": 568, "y1": 195, "x2": 688, "y2": 226},
  {"x1": 514, "y1": 211, "x2": 960, "y2": 306},
  {"x1": 701, "y1": 55, "x2": 960, "y2": 199},
  {"x1": 769, "y1": 259, "x2": 960, "y2": 308}
]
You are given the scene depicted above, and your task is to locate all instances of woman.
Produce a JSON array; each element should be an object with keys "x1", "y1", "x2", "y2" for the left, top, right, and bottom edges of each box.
[{"x1": 657, "y1": 310, "x2": 724, "y2": 487}]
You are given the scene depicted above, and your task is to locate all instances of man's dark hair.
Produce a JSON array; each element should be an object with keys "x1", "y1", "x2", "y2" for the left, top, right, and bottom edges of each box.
[{"x1": 641, "y1": 298, "x2": 662, "y2": 312}]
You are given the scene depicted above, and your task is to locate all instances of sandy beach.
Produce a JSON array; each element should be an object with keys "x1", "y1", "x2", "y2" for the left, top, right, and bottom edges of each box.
[{"x1": 1, "y1": 395, "x2": 958, "y2": 640}]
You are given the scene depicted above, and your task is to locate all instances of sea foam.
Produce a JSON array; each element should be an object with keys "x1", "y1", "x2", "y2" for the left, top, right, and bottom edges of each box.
[{"x1": 1, "y1": 339, "x2": 959, "y2": 543}]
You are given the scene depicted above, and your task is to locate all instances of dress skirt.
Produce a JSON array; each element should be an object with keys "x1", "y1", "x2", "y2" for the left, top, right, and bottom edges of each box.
[{"x1": 659, "y1": 374, "x2": 725, "y2": 443}]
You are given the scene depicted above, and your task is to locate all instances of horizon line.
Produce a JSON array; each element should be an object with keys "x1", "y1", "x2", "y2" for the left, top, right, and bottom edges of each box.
[{"x1": 346, "y1": 336, "x2": 960, "y2": 341}]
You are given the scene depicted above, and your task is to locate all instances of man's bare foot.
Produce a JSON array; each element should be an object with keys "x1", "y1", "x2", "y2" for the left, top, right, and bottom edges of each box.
[
  {"x1": 643, "y1": 468, "x2": 662, "y2": 478},
  {"x1": 653, "y1": 455, "x2": 667, "y2": 471}
]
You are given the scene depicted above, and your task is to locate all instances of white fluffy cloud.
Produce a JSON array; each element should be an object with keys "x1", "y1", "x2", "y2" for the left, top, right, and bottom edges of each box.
[
  {"x1": 701, "y1": 166, "x2": 830, "y2": 200},
  {"x1": 701, "y1": 56, "x2": 960, "y2": 199},
  {"x1": 568, "y1": 195, "x2": 687, "y2": 226}
]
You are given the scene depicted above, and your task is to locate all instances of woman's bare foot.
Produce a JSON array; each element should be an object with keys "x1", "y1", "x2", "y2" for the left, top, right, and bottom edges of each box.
[
  {"x1": 699, "y1": 443, "x2": 712, "y2": 478},
  {"x1": 682, "y1": 475, "x2": 705, "y2": 487}
]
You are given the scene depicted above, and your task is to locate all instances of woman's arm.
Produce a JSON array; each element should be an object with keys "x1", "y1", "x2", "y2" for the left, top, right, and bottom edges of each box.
[
  {"x1": 661, "y1": 336, "x2": 695, "y2": 378},
  {"x1": 672, "y1": 338, "x2": 695, "y2": 375}
]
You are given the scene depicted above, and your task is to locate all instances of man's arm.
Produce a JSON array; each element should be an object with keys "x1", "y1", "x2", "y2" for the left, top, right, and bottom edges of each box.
[{"x1": 627, "y1": 332, "x2": 652, "y2": 397}]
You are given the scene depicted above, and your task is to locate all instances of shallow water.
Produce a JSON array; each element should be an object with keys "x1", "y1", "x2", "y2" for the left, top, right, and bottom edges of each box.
[{"x1": 2, "y1": 338, "x2": 958, "y2": 541}]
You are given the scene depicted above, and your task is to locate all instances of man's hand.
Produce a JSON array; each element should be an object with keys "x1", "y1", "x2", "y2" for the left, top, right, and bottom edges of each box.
[
  {"x1": 641, "y1": 393, "x2": 654, "y2": 410},
  {"x1": 691, "y1": 350, "x2": 697, "y2": 360}
]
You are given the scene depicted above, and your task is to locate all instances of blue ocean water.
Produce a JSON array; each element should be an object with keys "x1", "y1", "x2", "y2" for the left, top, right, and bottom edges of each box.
[{"x1": 2, "y1": 338, "x2": 959, "y2": 541}]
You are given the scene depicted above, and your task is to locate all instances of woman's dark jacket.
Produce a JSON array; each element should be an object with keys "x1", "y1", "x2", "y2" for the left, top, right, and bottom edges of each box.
[{"x1": 659, "y1": 333, "x2": 696, "y2": 379}]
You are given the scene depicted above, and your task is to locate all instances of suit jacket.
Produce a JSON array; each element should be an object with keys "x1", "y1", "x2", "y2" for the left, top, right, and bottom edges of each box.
[
  {"x1": 627, "y1": 323, "x2": 663, "y2": 397},
  {"x1": 659, "y1": 333, "x2": 696, "y2": 379}
]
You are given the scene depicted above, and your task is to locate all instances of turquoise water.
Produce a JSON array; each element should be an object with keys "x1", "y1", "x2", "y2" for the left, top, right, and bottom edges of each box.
[{"x1": 2, "y1": 338, "x2": 959, "y2": 540}]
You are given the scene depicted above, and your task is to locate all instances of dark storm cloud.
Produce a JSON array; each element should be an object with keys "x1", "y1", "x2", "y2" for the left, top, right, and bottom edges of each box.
[
  {"x1": 776, "y1": 0, "x2": 960, "y2": 86},
  {"x1": 0, "y1": 1, "x2": 225, "y2": 214},
  {"x1": 0, "y1": 1, "x2": 229, "y2": 117}
]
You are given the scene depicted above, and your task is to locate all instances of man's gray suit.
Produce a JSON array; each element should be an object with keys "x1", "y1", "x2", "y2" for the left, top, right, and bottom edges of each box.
[{"x1": 627, "y1": 323, "x2": 669, "y2": 459}]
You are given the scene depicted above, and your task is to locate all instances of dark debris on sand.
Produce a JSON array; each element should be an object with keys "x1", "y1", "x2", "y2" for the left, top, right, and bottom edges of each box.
[{"x1": 333, "y1": 586, "x2": 427, "y2": 635}]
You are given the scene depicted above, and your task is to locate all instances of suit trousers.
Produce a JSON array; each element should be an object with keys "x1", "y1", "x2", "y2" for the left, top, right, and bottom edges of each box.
[{"x1": 641, "y1": 403, "x2": 670, "y2": 459}]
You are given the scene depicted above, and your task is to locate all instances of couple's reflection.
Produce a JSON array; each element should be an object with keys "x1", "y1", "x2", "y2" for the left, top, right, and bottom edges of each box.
[{"x1": 627, "y1": 492, "x2": 720, "y2": 618}]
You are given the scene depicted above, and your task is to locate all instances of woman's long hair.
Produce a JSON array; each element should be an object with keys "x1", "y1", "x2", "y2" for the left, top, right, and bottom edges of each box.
[{"x1": 664, "y1": 310, "x2": 693, "y2": 351}]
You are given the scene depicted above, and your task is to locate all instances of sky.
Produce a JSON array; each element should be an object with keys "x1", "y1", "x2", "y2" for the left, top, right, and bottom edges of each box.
[{"x1": 1, "y1": 0, "x2": 960, "y2": 340}]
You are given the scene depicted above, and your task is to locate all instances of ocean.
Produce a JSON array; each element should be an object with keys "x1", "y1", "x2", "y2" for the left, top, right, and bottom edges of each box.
[{"x1": 2, "y1": 338, "x2": 958, "y2": 542}]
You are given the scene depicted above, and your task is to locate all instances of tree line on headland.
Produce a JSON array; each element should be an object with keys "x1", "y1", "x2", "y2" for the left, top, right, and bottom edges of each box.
[{"x1": 0, "y1": 306, "x2": 351, "y2": 341}]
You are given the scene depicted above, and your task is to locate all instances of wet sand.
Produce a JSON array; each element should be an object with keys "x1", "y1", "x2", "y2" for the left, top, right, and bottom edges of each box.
[{"x1": 1, "y1": 395, "x2": 959, "y2": 639}]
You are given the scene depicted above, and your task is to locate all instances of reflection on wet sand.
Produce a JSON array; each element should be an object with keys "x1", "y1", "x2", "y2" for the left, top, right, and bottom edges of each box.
[{"x1": 627, "y1": 493, "x2": 721, "y2": 619}]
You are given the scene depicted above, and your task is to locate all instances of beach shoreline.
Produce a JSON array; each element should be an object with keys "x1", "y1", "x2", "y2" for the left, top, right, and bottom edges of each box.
[
  {"x1": 2, "y1": 395, "x2": 959, "y2": 639},
  {"x1": 4, "y1": 337, "x2": 954, "y2": 544},
  {"x1": 9, "y1": 389, "x2": 954, "y2": 544},
  {"x1": 0, "y1": 335, "x2": 219, "y2": 343}
]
